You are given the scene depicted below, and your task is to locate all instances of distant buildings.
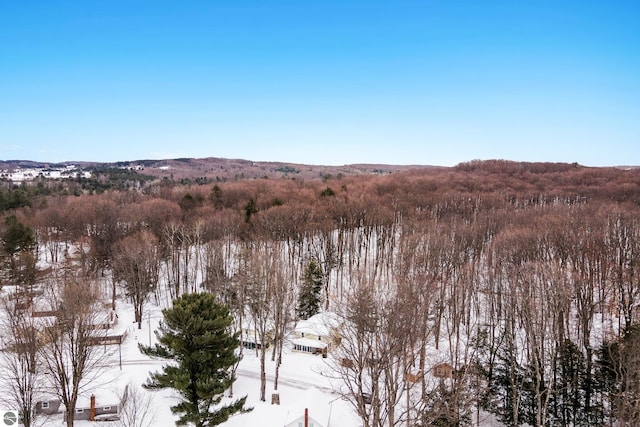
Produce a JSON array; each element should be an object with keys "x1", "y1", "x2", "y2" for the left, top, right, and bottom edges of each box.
[{"x1": 0, "y1": 165, "x2": 91, "y2": 182}]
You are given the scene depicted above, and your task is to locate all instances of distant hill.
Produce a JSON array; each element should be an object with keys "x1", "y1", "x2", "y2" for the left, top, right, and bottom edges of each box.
[
  {"x1": 0, "y1": 157, "x2": 437, "y2": 181},
  {"x1": 3, "y1": 157, "x2": 635, "y2": 185}
]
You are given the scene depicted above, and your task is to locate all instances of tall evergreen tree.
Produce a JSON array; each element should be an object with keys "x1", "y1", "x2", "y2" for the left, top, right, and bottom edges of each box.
[
  {"x1": 140, "y1": 293, "x2": 248, "y2": 427},
  {"x1": 296, "y1": 259, "x2": 324, "y2": 320}
]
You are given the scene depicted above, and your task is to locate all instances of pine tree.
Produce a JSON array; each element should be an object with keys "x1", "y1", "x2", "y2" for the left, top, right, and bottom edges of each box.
[
  {"x1": 296, "y1": 260, "x2": 324, "y2": 320},
  {"x1": 140, "y1": 293, "x2": 248, "y2": 427}
]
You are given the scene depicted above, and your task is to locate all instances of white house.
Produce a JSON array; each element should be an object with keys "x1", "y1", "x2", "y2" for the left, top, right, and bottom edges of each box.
[
  {"x1": 36, "y1": 389, "x2": 120, "y2": 421},
  {"x1": 292, "y1": 312, "x2": 341, "y2": 355}
]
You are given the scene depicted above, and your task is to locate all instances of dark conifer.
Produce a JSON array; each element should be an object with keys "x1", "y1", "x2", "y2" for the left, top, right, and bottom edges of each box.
[
  {"x1": 296, "y1": 260, "x2": 324, "y2": 320},
  {"x1": 140, "y1": 292, "x2": 248, "y2": 427}
]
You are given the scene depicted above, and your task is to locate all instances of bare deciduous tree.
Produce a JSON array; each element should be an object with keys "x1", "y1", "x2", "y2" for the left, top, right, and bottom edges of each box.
[
  {"x1": 113, "y1": 230, "x2": 160, "y2": 329},
  {"x1": 330, "y1": 278, "x2": 411, "y2": 427},
  {"x1": 115, "y1": 383, "x2": 157, "y2": 427},
  {"x1": 240, "y1": 241, "x2": 277, "y2": 402},
  {"x1": 39, "y1": 275, "x2": 107, "y2": 427},
  {"x1": 0, "y1": 298, "x2": 43, "y2": 427}
]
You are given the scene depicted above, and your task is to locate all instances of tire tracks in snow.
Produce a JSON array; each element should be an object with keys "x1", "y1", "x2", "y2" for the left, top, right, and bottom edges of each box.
[{"x1": 235, "y1": 367, "x2": 338, "y2": 396}]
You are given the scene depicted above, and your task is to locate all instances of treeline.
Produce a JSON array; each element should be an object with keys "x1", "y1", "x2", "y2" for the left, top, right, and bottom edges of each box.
[{"x1": 2, "y1": 161, "x2": 640, "y2": 426}]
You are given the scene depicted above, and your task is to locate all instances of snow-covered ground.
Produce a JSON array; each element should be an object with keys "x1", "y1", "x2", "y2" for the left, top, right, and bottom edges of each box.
[
  {"x1": 22, "y1": 299, "x2": 360, "y2": 427},
  {"x1": 2, "y1": 242, "x2": 506, "y2": 427},
  {"x1": 21, "y1": 297, "x2": 506, "y2": 427}
]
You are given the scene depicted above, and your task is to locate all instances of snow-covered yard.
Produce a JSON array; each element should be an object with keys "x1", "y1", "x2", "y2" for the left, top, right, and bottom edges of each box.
[
  {"x1": 14, "y1": 299, "x2": 360, "y2": 427},
  {"x1": 18, "y1": 297, "x2": 508, "y2": 427}
]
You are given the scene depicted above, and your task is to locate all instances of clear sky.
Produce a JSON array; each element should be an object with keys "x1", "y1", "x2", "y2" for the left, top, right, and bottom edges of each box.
[{"x1": 1, "y1": 1, "x2": 638, "y2": 166}]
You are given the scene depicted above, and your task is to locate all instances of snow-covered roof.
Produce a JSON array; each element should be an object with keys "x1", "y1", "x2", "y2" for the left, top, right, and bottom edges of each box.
[
  {"x1": 240, "y1": 387, "x2": 334, "y2": 427},
  {"x1": 76, "y1": 388, "x2": 120, "y2": 409},
  {"x1": 285, "y1": 413, "x2": 324, "y2": 427},
  {"x1": 40, "y1": 388, "x2": 121, "y2": 410},
  {"x1": 241, "y1": 403, "x2": 290, "y2": 427},
  {"x1": 295, "y1": 312, "x2": 340, "y2": 337},
  {"x1": 290, "y1": 387, "x2": 333, "y2": 427}
]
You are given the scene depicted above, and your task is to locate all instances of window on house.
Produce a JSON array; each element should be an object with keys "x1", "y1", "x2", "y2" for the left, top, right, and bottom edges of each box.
[
  {"x1": 294, "y1": 344, "x2": 315, "y2": 353},
  {"x1": 41, "y1": 402, "x2": 49, "y2": 409},
  {"x1": 103, "y1": 406, "x2": 111, "y2": 411},
  {"x1": 76, "y1": 408, "x2": 84, "y2": 413},
  {"x1": 301, "y1": 332, "x2": 305, "y2": 337}
]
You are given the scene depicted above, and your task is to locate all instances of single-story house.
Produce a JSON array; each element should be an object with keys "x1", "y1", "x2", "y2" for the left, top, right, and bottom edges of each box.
[
  {"x1": 36, "y1": 390, "x2": 120, "y2": 421},
  {"x1": 30, "y1": 305, "x2": 125, "y2": 346},
  {"x1": 72, "y1": 393, "x2": 120, "y2": 421}
]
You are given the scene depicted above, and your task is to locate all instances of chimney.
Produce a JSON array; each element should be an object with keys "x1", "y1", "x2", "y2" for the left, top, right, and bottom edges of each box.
[
  {"x1": 304, "y1": 407, "x2": 308, "y2": 427},
  {"x1": 90, "y1": 394, "x2": 96, "y2": 421}
]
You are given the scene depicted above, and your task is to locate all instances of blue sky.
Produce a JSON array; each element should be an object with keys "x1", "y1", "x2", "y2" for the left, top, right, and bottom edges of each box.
[{"x1": 1, "y1": 1, "x2": 638, "y2": 166}]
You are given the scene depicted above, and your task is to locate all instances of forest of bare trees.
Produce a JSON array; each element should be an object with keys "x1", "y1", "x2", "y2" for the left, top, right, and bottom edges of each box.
[{"x1": 2, "y1": 160, "x2": 640, "y2": 426}]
